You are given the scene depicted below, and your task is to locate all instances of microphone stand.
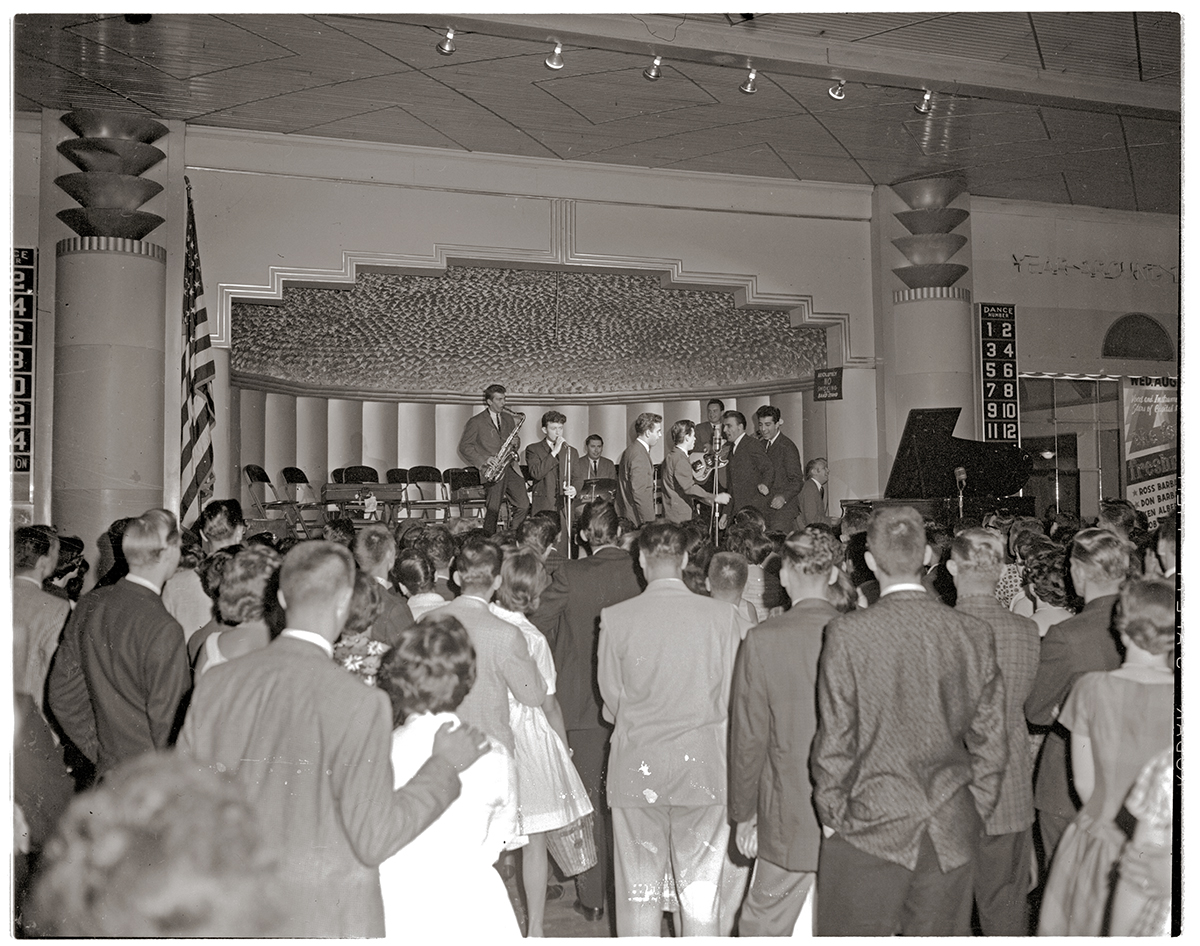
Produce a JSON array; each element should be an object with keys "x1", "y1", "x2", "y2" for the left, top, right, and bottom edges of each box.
[{"x1": 560, "y1": 442, "x2": 574, "y2": 559}]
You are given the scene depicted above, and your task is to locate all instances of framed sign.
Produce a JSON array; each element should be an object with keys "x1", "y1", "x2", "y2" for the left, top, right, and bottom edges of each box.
[
  {"x1": 12, "y1": 247, "x2": 36, "y2": 476},
  {"x1": 977, "y1": 303, "x2": 1019, "y2": 444},
  {"x1": 813, "y1": 366, "x2": 843, "y2": 401}
]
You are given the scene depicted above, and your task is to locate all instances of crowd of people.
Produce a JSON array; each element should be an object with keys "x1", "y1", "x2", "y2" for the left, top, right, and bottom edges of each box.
[{"x1": 11, "y1": 416, "x2": 1177, "y2": 937}]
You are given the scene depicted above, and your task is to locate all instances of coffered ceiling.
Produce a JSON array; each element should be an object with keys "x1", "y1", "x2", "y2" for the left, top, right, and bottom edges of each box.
[{"x1": 13, "y1": 11, "x2": 1181, "y2": 213}]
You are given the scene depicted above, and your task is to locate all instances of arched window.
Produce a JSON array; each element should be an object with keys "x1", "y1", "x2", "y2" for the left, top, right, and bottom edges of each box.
[{"x1": 1101, "y1": 313, "x2": 1175, "y2": 361}]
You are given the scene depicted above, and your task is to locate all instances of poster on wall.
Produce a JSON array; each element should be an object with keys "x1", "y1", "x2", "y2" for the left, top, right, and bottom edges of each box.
[
  {"x1": 12, "y1": 248, "x2": 36, "y2": 489},
  {"x1": 977, "y1": 303, "x2": 1020, "y2": 444},
  {"x1": 1121, "y1": 375, "x2": 1177, "y2": 526}
]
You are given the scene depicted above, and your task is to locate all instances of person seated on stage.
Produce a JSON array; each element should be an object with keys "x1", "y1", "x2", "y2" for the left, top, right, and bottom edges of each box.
[
  {"x1": 707, "y1": 550, "x2": 756, "y2": 636},
  {"x1": 323, "y1": 518, "x2": 357, "y2": 549},
  {"x1": 394, "y1": 548, "x2": 446, "y2": 622},
  {"x1": 571, "y1": 434, "x2": 618, "y2": 499},
  {"x1": 526, "y1": 411, "x2": 577, "y2": 516}
]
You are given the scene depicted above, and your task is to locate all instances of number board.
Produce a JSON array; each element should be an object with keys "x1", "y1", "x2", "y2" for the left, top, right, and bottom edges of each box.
[
  {"x1": 978, "y1": 303, "x2": 1020, "y2": 444},
  {"x1": 12, "y1": 248, "x2": 36, "y2": 474}
]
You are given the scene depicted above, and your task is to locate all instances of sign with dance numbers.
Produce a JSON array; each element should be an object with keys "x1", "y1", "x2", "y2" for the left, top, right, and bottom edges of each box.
[
  {"x1": 813, "y1": 367, "x2": 843, "y2": 401},
  {"x1": 977, "y1": 303, "x2": 1020, "y2": 443},
  {"x1": 1121, "y1": 375, "x2": 1178, "y2": 527},
  {"x1": 12, "y1": 248, "x2": 36, "y2": 479}
]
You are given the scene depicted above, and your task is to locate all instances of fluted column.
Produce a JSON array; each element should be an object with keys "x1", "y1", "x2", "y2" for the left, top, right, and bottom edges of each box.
[
  {"x1": 363, "y1": 401, "x2": 399, "y2": 477},
  {"x1": 327, "y1": 399, "x2": 364, "y2": 474},
  {"x1": 397, "y1": 402, "x2": 436, "y2": 469},
  {"x1": 263, "y1": 393, "x2": 297, "y2": 484},
  {"x1": 436, "y1": 404, "x2": 475, "y2": 470}
]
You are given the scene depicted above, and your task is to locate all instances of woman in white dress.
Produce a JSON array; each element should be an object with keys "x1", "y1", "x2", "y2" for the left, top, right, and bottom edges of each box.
[
  {"x1": 375, "y1": 613, "x2": 522, "y2": 940},
  {"x1": 491, "y1": 547, "x2": 592, "y2": 937},
  {"x1": 193, "y1": 546, "x2": 281, "y2": 677}
]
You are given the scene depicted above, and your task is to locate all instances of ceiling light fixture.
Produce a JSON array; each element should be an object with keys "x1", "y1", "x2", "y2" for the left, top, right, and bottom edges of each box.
[
  {"x1": 436, "y1": 28, "x2": 455, "y2": 56},
  {"x1": 643, "y1": 55, "x2": 662, "y2": 81},
  {"x1": 739, "y1": 67, "x2": 757, "y2": 94},
  {"x1": 828, "y1": 80, "x2": 846, "y2": 100},
  {"x1": 915, "y1": 90, "x2": 932, "y2": 113},
  {"x1": 545, "y1": 43, "x2": 564, "y2": 70}
]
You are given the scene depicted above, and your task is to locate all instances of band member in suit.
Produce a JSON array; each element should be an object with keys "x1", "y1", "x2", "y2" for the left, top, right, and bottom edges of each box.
[
  {"x1": 796, "y1": 458, "x2": 832, "y2": 529},
  {"x1": 525, "y1": 411, "x2": 578, "y2": 515},
  {"x1": 617, "y1": 412, "x2": 662, "y2": 527},
  {"x1": 754, "y1": 406, "x2": 805, "y2": 534},
  {"x1": 458, "y1": 384, "x2": 530, "y2": 535},
  {"x1": 662, "y1": 420, "x2": 731, "y2": 523},
  {"x1": 721, "y1": 411, "x2": 773, "y2": 518},
  {"x1": 570, "y1": 434, "x2": 618, "y2": 498},
  {"x1": 694, "y1": 398, "x2": 725, "y2": 456}
]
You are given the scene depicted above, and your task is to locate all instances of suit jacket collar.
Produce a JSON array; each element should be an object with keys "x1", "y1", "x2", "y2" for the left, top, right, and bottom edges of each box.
[
  {"x1": 1081, "y1": 593, "x2": 1120, "y2": 614},
  {"x1": 644, "y1": 577, "x2": 687, "y2": 592}
]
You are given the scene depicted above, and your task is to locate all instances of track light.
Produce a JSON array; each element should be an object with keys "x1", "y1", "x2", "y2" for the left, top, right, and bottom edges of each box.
[
  {"x1": 436, "y1": 28, "x2": 455, "y2": 56},
  {"x1": 545, "y1": 43, "x2": 564, "y2": 70},
  {"x1": 739, "y1": 68, "x2": 757, "y2": 95},
  {"x1": 828, "y1": 80, "x2": 846, "y2": 100},
  {"x1": 643, "y1": 55, "x2": 662, "y2": 81},
  {"x1": 915, "y1": 90, "x2": 932, "y2": 114}
]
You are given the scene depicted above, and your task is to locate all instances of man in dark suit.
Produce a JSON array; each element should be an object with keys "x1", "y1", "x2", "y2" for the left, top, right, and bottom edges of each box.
[
  {"x1": 551, "y1": 500, "x2": 642, "y2": 922},
  {"x1": 617, "y1": 411, "x2": 662, "y2": 526},
  {"x1": 47, "y1": 509, "x2": 191, "y2": 778},
  {"x1": 694, "y1": 398, "x2": 725, "y2": 456},
  {"x1": 811, "y1": 506, "x2": 1007, "y2": 936},
  {"x1": 754, "y1": 405, "x2": 804, "y2": 534},
  {"x1": 796, "y1": 457, "x2": 832, "y2": 528},
  {"x1": 525, "y1": 410, "x2": 578, "y2": 515},
  {"x1": 1025, "y1": 528, "x2": 1127, "y2": 871},
  {"x1": 730, "y1": 529, "x2": 842, "y2": 935},
  {"x1": 950, "y1": 528, "x2": 1041, "y2": 936},
  {"x1": 457, "y1": 383, "x2": 529, "y2": 535},
  {"x1": 721, "y1": 410, "x2": 773, "y2": 517},
  {"x1": 178, "y1": 541, "x2": 487, "y2": 937},
  {"x1": 353, "y1": 523, "x2": 414, "y2": 649},
  {"x1": 570, "y1": 434, "x2": 618, "y2": 499}
]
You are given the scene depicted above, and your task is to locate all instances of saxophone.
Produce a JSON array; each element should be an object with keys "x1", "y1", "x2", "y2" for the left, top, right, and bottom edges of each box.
[{"x1": 481, "y1": 410, "x2": 525, "y2": 483}]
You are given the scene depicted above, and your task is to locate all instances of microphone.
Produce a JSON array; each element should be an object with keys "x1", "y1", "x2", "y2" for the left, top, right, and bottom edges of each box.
[{"x1": 954, "y1": 466, "x2": 967, "y2": 489}]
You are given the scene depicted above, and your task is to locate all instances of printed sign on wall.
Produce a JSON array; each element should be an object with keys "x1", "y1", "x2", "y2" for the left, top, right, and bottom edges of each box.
[
  {"x1": 978, "y1": 303, "x2": 1020, "y2": 444},
  {"x1": 813, "y1": 367, "x2": 843, "y2": 401},
  {"x1": 12, "y1": 248, "x2": 36, "y2": 481},
  {"x1": 1121, "y1": 375, "x2": 1177, "y2": 526}
]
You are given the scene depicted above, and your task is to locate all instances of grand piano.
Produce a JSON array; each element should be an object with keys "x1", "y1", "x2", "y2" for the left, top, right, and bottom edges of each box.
[{"x1": 842, "y1": 408, "x2": 1035, "y2": 526}]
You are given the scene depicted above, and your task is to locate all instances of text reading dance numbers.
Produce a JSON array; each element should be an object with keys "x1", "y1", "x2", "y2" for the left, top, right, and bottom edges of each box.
[{"x1": 977, "y1": 303, "x2": 1020, "y2": 445}]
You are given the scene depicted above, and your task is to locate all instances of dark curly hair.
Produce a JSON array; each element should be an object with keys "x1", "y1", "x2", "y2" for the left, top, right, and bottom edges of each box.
[
  {"x1": 1023, "y1": 544, "x2": 1070, "y2": 609},
  {"x1": 377, "y1": 614, "x2": 477, "y2": 726}
]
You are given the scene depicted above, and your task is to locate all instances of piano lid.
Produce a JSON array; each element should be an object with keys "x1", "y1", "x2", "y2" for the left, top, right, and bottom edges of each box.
[{"x1": 884, "y1": 408, "x2": 1033, "y2": 500}]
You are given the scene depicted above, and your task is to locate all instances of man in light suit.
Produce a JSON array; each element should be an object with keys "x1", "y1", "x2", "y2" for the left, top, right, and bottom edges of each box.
[
  {"x1": 754, "y1": 406, "x2": 805, "y2": 534},
  {"x1": 178, "y1": 541, "x2": 488, "y2": 937},
  {"x1": 617, "y1": 412, "x2": 662, "y2": 526},
  {"x1": 570, "y1": 434, "x2": 618, "y2": 499},
  {"x1": 458, "y1": 383, "x2": 529, "y2": 535},
  {"x1": 525, "y1": 410, "x2": 578, "y2": 515},
  {"x1": 811, "y1": 506, "x2": 1007, "y2": 936},
  {"x1": 599, "y1": 522, "x2": 742, "y2": 936},
  {"x1": 12, "y1": 527, "x2": 70, "y2": 716},
  {"x1": 661, "y1": 419, "x2": 729, "y2": 523},
  {"x1": 796, "y1": 457, "x2": 832, "y2": 528},
  {"x1": 721, "y1": 410, "x2": 774, "y2": 517},
  {"x1": 551, "y1": 499, "x2": 644, "y2": 922},
  {"x1": 730, "y1": 529, "x2": 843, "y2": 935},
  {"x1": 47, "y1": 509, "x2": 191, "y2": 778}
]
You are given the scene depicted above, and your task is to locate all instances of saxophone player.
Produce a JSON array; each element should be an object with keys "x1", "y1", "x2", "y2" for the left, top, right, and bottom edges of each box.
[{"x1": 458, "y1": 384, "x2": 530, "y2": 535}]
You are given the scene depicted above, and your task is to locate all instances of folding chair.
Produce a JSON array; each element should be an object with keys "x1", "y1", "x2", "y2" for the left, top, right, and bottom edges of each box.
[
  {"x1": 406, "y1": 465, "x2": 451, "y2": 520},
  {"x1": 342, "y1": 465, "x2": 379, "y2": 484},
  {"x1": 445, "y1": 467, "x2": 488, "y2": 519},
  {"x1": 279, "y1": 466, "x2": 326, "y2": 537},
  {"x1": 331, "y1": 468, "x2": 346, "y2": 484},
  {"x1": 385, "y1": 468, "x2": 408, "y2": 485},
  {"x1": 243, "y1": 464, "x2": 306, "y2": 539},
  {"x1": 338, "y1": 466, "x2": 381, "y2": 525}
]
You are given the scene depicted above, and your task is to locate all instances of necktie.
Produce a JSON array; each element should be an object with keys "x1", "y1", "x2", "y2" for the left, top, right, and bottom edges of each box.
[
  {"x1": 764, "y1": 438, "x2": 771, "y2": 453},
  {"x1": 492, "y1": 412, "x2": 500, "y2": 430},
  {"x1": 591, "y1": 460, "x2": 597, "y2": 477}
]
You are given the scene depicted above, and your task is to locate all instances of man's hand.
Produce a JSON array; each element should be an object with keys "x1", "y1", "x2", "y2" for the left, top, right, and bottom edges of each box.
[
  {"x1": 757, "y1": 483, "x2": 770, "y2": 495},
  {"x1": 735, "y1": 819, "x2": 758, "y2": 859},
  {"x1": 432, "y1": 721, "x2": 489, "y2": 772},
  {"x1": 564, "y1": 485, "x2": 577, "y2": 499},
  {"x1": 714, "y1": 492, "x2": 731, "y2": 506},
  {"x1": 770, "y1": 495, "x2": 785, "y2": 509}
]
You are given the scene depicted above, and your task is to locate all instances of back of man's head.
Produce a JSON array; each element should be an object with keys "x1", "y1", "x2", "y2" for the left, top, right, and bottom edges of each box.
[
  {"x1": 414, "y1": 526, "x2": 456, "y2": 570},
  {"x1": 707, "y1": 551, "x2": 748, "y2": 602},
  {"x1": 634, "y1": 412, "x2": 662, "y2": 437},
  {"x1": 123, "y1": 509, "x2": 180, "y2": 568},
  {"x1": 1070, "y1": 527, "x2": 1131, "y2": 585},
  {"x1": 582, "y1": 499, "x2": 620, "y2": 547},
  {"x1": 15, "y1": 526, "x2": 57, "y2": 571},
  {"x1": 519, "y1": 512, "x2": 560, "y2": 554},
  {"x1": 354, "y1": 523, "x2": 396, "y2": 571},
  {"x1": 781, "y1": 527, "x2": 844, "y2": 575},
  {"x1": 637, "y1": 521, "x2": 687, "y2": 566},
  {"x1": 279, "y1": 541, "x2": 355, "y2": 613},
  {"x1": 198, "y1": 499, "x2": 245, "y2": 547},
  {"x1": 454, "y1": 534, "x2": 503, "y2": 591},
  {"x1": 950, "y1": 528, "x2": 1005, "y2": 587},
  {"x1": 866, "y1": 506, "x2": 926, "y2": 579}
]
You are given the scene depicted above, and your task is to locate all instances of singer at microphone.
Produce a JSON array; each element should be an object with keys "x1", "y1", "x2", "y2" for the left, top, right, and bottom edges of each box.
[{"x1": 526, "y1": 409, "x2": 578, "y2": 515}]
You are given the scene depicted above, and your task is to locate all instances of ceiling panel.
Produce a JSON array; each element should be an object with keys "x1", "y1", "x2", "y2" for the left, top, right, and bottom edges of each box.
[{"x1": 1030, "y1": 12, "x2": 1141, "y2": 82}]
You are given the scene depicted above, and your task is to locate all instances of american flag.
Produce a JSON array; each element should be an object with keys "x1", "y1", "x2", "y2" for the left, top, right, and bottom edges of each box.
[{"x1": 180, "y1": 177, "x2": 215, "y2": 526}]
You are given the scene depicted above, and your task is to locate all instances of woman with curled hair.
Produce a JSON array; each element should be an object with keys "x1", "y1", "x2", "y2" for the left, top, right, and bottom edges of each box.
[
  {"x1": 1037, "y1": 577, "x2": 1175, "y2": 935},
  {"x1": 194, "y1": 545, "x2": 282, "y2": 677},
  {"x1": 491, "y1": 547, "x2": 592, "y2": 937},
  {"x1": 186, "y1": 544, "x2": 244, "y2": 666},
  {"x1": 27, "y1": 751, "x2": 284, "y2": 937},
  {"x1": 1021, "y1": 543, "x2": 1075, "y2": 637},
  {"x1": 790, "y1": 526, "x2": 857, "y2": 613},
  {"x1": 333, "y1": 571, "x2": 388, "y2": 686},
  {"x1": 376, "y1": 615, "x2": 521, "y2": 940}
]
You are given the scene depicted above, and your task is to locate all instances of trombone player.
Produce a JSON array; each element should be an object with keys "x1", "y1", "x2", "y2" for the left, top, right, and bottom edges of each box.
[
  {"x1": 458, "y1": 383, "x2": 530, "y2": 535},
  {"x1": 526, "y1": 410, "x2": 578, "y2": 515}
]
